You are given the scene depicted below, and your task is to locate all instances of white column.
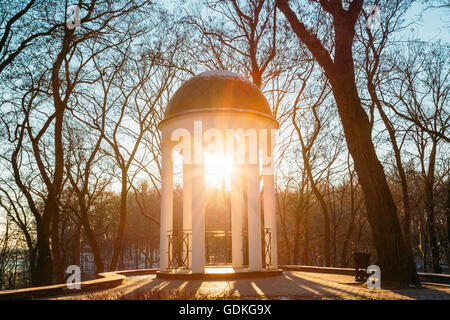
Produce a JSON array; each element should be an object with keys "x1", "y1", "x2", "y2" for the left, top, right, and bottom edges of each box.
[
  {"x1": 191, "y1": 161, "x2": 205, "y2": 273},
  {"x1": 264, "y1": 174, "x2": 278, "y2": 268},
  {"x1": 183, "y1": 164, "x2": 192, "y2": 268},
  {"x1": 231, "y1": 164, "x2": 244, "y2": 268},
  {"x1": 247, "y1": 161, "x2": 262, "y2": 271},
  {"x1": 159, "y1": 141, "x2": 173, "y2": 272}
]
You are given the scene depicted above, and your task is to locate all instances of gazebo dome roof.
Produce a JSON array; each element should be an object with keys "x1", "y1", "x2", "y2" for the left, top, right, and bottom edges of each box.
[{"x1": 164, "y1": 70, "x2": 273, "y2": 120}]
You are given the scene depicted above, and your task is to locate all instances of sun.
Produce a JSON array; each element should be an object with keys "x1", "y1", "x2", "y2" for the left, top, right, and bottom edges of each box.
[{"x1": 204, "y1": 152, "x2": 233, "y2": 189}]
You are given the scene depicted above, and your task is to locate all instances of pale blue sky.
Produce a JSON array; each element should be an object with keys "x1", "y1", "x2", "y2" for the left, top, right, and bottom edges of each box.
[{"x1": 404, "y1": 2, "x2": 449, "y2": 42}]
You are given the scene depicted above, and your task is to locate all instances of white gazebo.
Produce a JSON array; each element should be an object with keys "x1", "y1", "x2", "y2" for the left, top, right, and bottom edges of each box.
[{"x1": 157, "y1": 71, "x2": 280, "y2": 278}]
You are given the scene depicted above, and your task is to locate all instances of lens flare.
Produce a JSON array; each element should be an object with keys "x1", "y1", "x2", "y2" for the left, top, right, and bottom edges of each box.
[{"x1": 204, "y1": 153, "x2": 233, "y2": 188}]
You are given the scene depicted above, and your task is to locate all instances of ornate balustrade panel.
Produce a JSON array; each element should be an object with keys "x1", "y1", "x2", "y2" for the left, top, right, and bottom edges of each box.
[
  {"x1": 205, "y1": 231, "x2": 232, "y2": 265},
  {"x1": 167, "y1": 228, "x2": 271, "y2": 269},
  {"x1": 264, "y1": 228, "x2": 272, "y2": 269},
  {"x1": 167, "y1": 229, "x2": 191, "y2": 269}
]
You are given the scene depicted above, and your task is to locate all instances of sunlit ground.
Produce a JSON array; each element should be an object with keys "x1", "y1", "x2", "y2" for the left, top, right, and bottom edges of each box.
[
  {"x1": 161, "y1": 266, "x2": 237, "y2": 274},
  {"x1": 204, "y1": 266, "x2": 235, "y2": 274},
  {"x1": 47, "y1": 271, "x2": 450, "y2": 300}
]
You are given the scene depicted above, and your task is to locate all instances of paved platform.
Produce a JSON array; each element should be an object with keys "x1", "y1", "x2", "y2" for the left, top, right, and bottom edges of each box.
[
  {"x1": 157, "y1": 266, "x2": 283, "y2": 280},
  {"x1": 46, "y1": 271, "x2": 450, "y2": 300}
]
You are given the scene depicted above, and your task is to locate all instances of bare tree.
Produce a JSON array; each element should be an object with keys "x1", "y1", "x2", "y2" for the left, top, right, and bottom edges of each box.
[
  {"x1": 1, "y1": 0, "x2": 151, "y2": 285},
  {"x1": 277, "y1": 0, "x2": 417, "y2": 286},
  {"x1": 0, "y1": 0, "x2": 66, "y2": 74},
  {"x1": 339, "y1": 155, "x2": 364, "y2": 267},
  {"x1": 186, "y1": 0, "x2": 279, "y2": 89},
  {"x1": 99, "y1": 39, "x2": 181, "y2": 270},
  {"x1": 356, "y1": 0, "x2": 415, "y2": 243},
  {"x1": 387, "y1": 42, "x2": 449, "y2": 273},
  {"x1": 291, "y1": 65, "x2": 338, "y2": 266},
  {"x1": 0, "y1": 185, "x2": 36, "y2": 281}
]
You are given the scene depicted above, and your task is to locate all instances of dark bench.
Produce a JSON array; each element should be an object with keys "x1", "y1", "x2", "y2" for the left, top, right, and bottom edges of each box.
[{"x1": 353, "y1": 252, "x2": 371, "y2": 282}]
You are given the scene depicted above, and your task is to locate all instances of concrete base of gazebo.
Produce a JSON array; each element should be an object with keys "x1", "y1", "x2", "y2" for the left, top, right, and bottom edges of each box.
[{"x1": 156, "y1": 266, "x2": 283, "y2": 280}]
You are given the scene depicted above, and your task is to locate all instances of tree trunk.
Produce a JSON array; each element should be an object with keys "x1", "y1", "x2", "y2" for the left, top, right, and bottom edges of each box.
[
  {"x1": 72, "y1": 225, "x2": 80, "y2": 266},
  {"x1": 110, "y1": 171, "x2": 128, "y2": 270},
  {"x1": 441, "y1": 233, "x2": 450, "y2": 271},
  {"x1": 277, "y1": 192, "x2": 292, "y2": 264},
  {"x1": 370, "y1": 86, "x2": 412, "y2": 244},
  {"x1": 50, "y1": 196, "x2": 64, "y2": 283},
  {"x1": 420, "y1": 221, "x2": 428, "y2": 272},
  {"x1": 149, "y1": 247, "x2": 154, "y2": 269},
  {"x1": 292, "y1": 218, "x2": 300, "y2": 265},
  {"x1": 304, "y1": 159, "x2": 330, "y2": 267},
  {"x1": 424, "y1": 141, "x2": 441, "y2": 273},
  {"x1": 35, "y1": 26, "x2": 75, "y2": 286},
  {"x1": 340, "y1": 176, "x2": 357, "y2": 267},
  {"x1": 80, "y1": 202, "x2": 104, "y2": 273},
  {"x1": 34, "y1": 231, "x2": 53, "y2": 286},
  {"x1": 135, "y1": 243, "x2": 140, "y2": 269},
  {"x1": 447, "y1": 180, "x2": 450, "y2": 264},
  {"x1": 302, "y1": 208, "x2": 309, "y2": 265}
]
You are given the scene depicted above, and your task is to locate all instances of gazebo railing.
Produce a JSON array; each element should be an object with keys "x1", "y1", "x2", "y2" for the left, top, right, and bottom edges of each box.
[
  {"x1": 205, "y1": 230, "x2": 232, "y2": 265},
  {"x1": 167, "y1": 229, "x2": 191, "y2": 269},
  {"x1": 264, "y1": 228, "x2": 272, "y2": 269},
  {"x1": 243, "y1": 228, "x2": 272, "y2": 269},
  {"x1": 167, "y1": 228, "x2": 272, "y2": 269}
]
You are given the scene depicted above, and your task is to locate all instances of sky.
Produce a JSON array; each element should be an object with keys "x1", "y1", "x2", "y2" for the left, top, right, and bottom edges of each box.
[{"x1": 404, "y1": 2, "x2": 449, "y2": 42}]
